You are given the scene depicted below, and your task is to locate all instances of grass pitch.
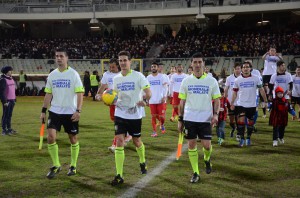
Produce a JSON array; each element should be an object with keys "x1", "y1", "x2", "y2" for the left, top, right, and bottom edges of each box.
[{"x1": 0, "y1": 97, "x2": 299, "y2": 198}]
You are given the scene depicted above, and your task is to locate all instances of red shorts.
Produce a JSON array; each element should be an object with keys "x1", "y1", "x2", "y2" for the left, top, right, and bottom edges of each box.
[
  {"x1": 149, "y1": 104, "x2": 165, "y2": 116},
  {"x1": 172, "y1": 92, "x2": 180, "y2": 105},
  {"x1": 109, "y1": 105, "x2": 116, "y2": 121}
]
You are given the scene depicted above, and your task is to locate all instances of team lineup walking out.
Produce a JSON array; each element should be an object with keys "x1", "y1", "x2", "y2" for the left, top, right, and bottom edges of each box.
[{"x1": 40, "y1": 48, "x2": 84, "y2": 179}]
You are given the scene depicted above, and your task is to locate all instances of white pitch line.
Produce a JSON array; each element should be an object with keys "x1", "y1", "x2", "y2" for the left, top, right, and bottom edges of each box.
[{"x1": 119, "y1": 144, "x2": 188, "y2": 198}]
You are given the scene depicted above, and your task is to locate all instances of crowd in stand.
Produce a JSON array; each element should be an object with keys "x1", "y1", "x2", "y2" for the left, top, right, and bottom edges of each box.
[
  {"x1": 158, "y1": 25, "x2": 300, "y2": 58},
  {"x1": 0, "y1": 27, "x2": 150, "y2": 59},
  {"x1": 1, "y1": 25, "x2": 300, "y2": 60}
]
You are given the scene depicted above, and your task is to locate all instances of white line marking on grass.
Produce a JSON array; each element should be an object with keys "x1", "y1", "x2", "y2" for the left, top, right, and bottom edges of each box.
[{"x1": 119, "y1": 144, "x2": 188, "y2": 198}]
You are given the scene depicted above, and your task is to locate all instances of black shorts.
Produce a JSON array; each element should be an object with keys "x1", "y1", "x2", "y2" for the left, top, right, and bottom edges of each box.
[
  {"x1": 291, "y1": 96, "x2": 300, "y2": 105},
  {"x1": 235, "y1": 106, "x2": 256, "y2": 120},
  {"x1": 47, "y1": 111, "x2": 79, "y2": 134},
  {"x1": 262, "y1": 75, "x2": 272, "y2": 85},
  {"x1": 183, "y1": 121, "x2": 212, "y2": 140},
  {"x1": 114, "y1": 116, "x2": 142, "y2": 137},
  {"x1": 228, "y1": 108, "x2": 238, "y2": 116}
]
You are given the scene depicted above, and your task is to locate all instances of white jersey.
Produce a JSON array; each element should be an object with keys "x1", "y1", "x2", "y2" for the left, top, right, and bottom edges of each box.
[
  {"x1": 101, "y1": 71, "x2": 120, "y2": 90},
  {"x1": 251, "y1": 69, "x2": 262, "y2": 96},
  {"x1": 270, "y1": 72, "x2": 293, "y2": 99},
  {"x1": 251, "y1": 69, "x2": 262, "y2": 79},
  {"x1": 113, "y1": 70, "x2": 150, "y2": 119},
  {"x1": 171, "y1": 73, "x2": 188, "y2": 93},
  {"x1": 225, "y1": 74, "x2": 239, "y2": 105},
  {"x1": 263, "y1": 55, "x2": 281, "y2": 75},
  {"x1": 147, "y1": 73, "x2": 169, "y2": 104},
  {"x1": 45, "y1": 67, "x2": 84, "y2": 114},
  {"x1": 233, "y1": 74, "x2": 262, "y2": 108},
  {"x1": 179, "y1": 73, "x2": 221, "y2": 123},
  {"x1": 292, "y1": 75, "x2": 300, "y2": 97},
  {"x1": 168, "y1": 73, "x2": 174, "y2": 96}
]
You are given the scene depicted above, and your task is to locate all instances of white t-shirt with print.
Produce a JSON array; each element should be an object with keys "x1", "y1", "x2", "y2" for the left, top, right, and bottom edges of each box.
[
  {"x1": 113, "y1": 70, "x2": 150, "y2": 119},
  {"x1": 233, "y1": 74, "x2": 262, "y2": 108},
  {"x1": 101, "y1": 71, "x2": 120, "y2": 90},
  {"x1": 147, "y1": 73, "x2": 169, "y2": 104},
  {"x1": 269, "y1": 72, "x2": 293, "y2": 99},
  {"x1": 292, "y1": 75, "x2": 300, "y2": 97},
  {"x1": 45, "y1": 67, "x2": 84, "y2": 114},
  {"x1": 263, "y1": 55, "x2": 281, "y2": 75},
  {"x1": 179, "y1": 73, "x2": 221, "y2": 123},
  {"x1": 170, "y1": 73, "x2": 188, "y2": 93},
  {"x1": 225, "y1": 74, "x2": 239, "y2": 105}
]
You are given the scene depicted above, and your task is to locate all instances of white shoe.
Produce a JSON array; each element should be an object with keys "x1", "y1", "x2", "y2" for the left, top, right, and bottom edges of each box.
[
  {"x1": 273, "y1": 140, "x2": 278, "y2": 147},
  {"x1": 262, "y1": 115, "x2": 266, "y2": 118},
  {"x1": 108, "y1": 146, "x2": 116, "y2": 153},
  {"x1": 278, "y1": 139, "x2": 284, "y2": 144}
]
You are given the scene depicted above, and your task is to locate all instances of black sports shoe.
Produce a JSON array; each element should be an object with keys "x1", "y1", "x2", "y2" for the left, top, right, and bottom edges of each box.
[
  {"x1": 67, "y1": 166, "x2": 76, "y2": 176},
  {"x1": 111, "y1": 174, "x2": 124, "y2": 186},
  {"x1": 140, "y1": 162, "x2": 147, "y2": 174},
  {"x1": 46, "y1": 166, "x2": 61, "y2": 179},
  {"x1": 204, "y1": 160, "x2": 212, "y2": 174},
  {"x1": 190, "y1": 172, "x2": 200, "y2": 183}
]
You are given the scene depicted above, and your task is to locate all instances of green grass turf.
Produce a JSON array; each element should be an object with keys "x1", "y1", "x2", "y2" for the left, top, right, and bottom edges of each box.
[{"x1": 0, "y1": 96, "x2": 299, "y2": 197}]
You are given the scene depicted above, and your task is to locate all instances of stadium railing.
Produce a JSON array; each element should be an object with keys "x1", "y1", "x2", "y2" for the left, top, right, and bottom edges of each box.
[{"x1": 1, "y1": 55, "x2": 296, "y2": 76}]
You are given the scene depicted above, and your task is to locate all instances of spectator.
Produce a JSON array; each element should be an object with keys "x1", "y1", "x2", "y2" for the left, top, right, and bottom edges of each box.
[
  {"x1": 0, "y1": 66, "x2": 17, "y2": 135},
  {"x1": 19, "y1": 70, "x2": 27, "y2": 96},
  {"x1": 287, "y1": 58, "x2": 298, "y2": 73},
  {"x1": 83, "y1": 71, "x2": 90, "y2": 97},
  {"x1": 90, "y1": 70, "x2": 100, "y2": 101}
]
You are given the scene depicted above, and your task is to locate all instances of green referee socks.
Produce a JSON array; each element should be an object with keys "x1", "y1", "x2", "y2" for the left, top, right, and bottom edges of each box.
[
  {"x1": 203, "y1": 145, "x2": 212, "y2": 161},
  {"x1": 188, "y1": 148, "x2": 199, "y2": 174},
  {"x1": 48, "y1": 142, "x2": 61, "y2": 167},
  {"x1": 136, "y1": 143, "x2": 146, "y2": 163},
  {"x1": 71, "y1": 142, "x2": 80, "y2": 167},
  {"x1": 115, "y1": 147, "x2": 125, "y2": 177}
]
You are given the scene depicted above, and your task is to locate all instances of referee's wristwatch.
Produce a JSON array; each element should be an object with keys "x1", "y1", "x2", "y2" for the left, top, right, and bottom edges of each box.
[{"x1": 76, "y1": 109, "x2": 82, "y2": 113}]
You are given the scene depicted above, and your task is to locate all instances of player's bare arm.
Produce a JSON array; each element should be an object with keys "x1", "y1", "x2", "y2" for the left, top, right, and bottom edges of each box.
[
  {"x1": 212, "y1": 98, "x2": 220, "y2": 126},
  {"x1": 230, "y1": 91, "x2": 237, "y2": 110},
  {"x1": 71, "y1": 92, "x2": 83, "y2": 122},
  {"x1": 40, "y1": 93, "x2": 52, "y2": 122},
  {"x1": 96, "y1": 83, "x2": 108, "y2": 101},
  {"x1": 178, "y1": 99, "x2": 185, "y2": 133}
]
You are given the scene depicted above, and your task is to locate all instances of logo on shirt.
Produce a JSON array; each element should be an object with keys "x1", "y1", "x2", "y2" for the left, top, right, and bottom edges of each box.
[
  {"x1": 108, "y1": 78, "x2": 113, "y2": 85},
  {"x1": 276, "y1": 78, "x2": 287, "y2": 84},
  {"x1": 149, "y1": 80, "x2": 161, "y2": 86},
  {"x1": 52, "y1": 79, "x2": 71, "y2": 88},
  {"x1": 267, "y1": 56, "x2": 279, "y2": 63},
  {"x1": 174, "y1": 77, "x2": 184, "y2": 83},
  {"x1": 294, "y1": 79, "x2": 300, "y2": 84},
  {"x1": 117, "y1": 82, "x2": 135, "y2": 91},
  {"x1": 240, "y1": 81, "x2": 254, "y2": 88},
  {"x1": 188, "y1": 85, "x2": 209, "y2": 94}
]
